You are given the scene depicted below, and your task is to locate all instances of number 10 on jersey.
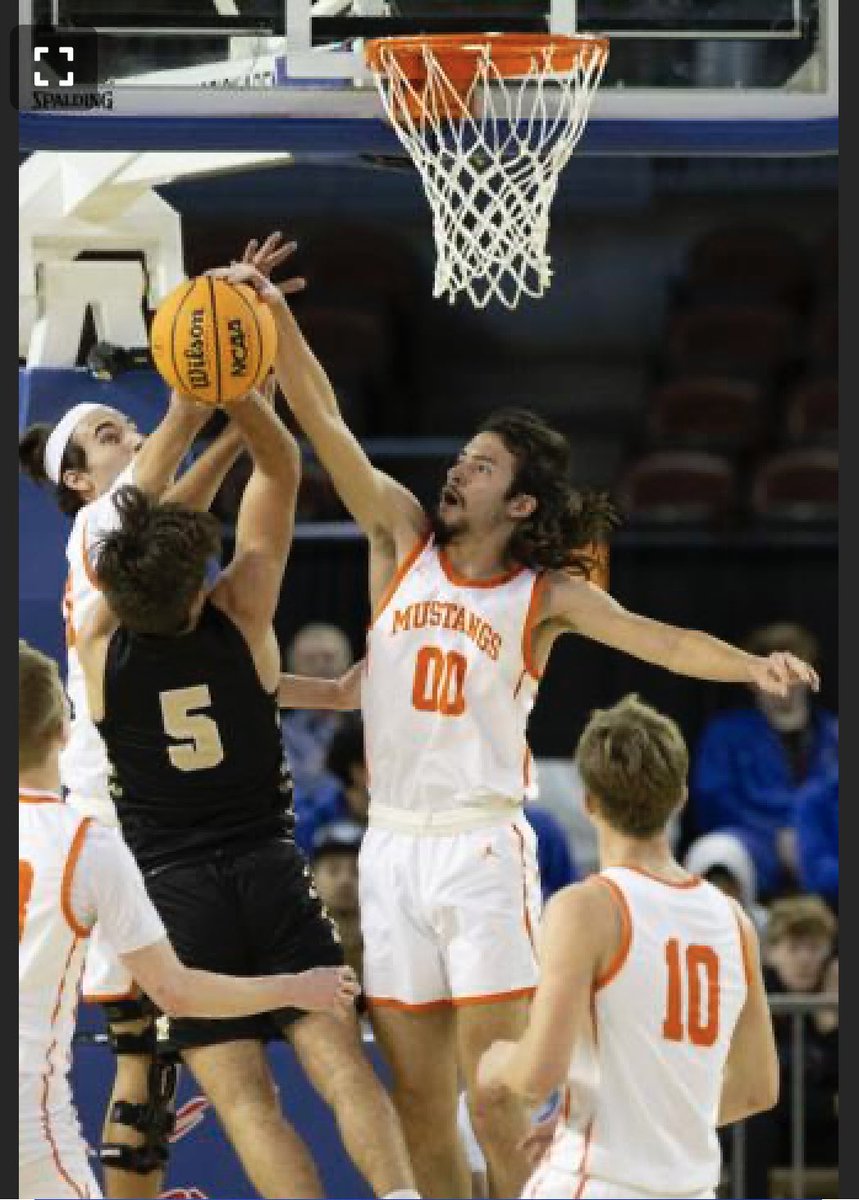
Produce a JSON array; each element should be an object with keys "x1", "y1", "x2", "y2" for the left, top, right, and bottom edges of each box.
[{"x1": 663, "y1": 939, "x2": 720, "y2": 1048}]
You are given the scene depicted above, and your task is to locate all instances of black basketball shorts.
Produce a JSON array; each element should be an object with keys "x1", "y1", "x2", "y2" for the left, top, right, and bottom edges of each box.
[{"x1": 144, "y1": 837, "x2": 344, "y2": 1049}]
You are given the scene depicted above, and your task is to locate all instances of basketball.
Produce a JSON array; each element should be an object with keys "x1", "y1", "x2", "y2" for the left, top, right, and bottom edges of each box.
[{"x1": 150, "y1": 275, "x2": 277, "y2": 405}]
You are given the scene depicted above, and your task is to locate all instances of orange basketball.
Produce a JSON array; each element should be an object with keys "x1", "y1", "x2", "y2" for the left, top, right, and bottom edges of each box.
[{"x1": 150, "y1": 276, "x2": 277, "y2": 405}]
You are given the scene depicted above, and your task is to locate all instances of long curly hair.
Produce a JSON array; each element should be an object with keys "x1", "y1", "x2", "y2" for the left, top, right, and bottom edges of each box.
[
  {"x1": 94, "y1": 485, "x2": 222, "y2": 635},
  {"x1": 478, "y1": 408, "x2": 620, "y2": 576}
]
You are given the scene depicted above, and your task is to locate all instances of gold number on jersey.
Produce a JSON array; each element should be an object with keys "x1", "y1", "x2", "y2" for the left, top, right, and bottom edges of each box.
[
  {"x1": 662, "y1": 938, "x2": 720, "y2": 1048},
  {"x1": 412, "y1": 646, "x2": 467, "y2": 716},
  {"x1": 19, "y1": 860, "x2": 34, "y2": 943},
  {"x1": 159, "y1": 685, "x2": 225, "y2": 772}
]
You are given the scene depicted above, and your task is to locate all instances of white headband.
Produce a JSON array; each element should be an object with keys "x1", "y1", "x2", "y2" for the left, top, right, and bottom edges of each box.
[{"x1": 44, "y1": 404, "x2": 102, "y2": 486}]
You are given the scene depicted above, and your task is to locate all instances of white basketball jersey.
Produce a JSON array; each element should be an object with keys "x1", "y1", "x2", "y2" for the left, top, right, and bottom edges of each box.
[
  {"x1": 60, "y1": 463, "x2": 134, "y2": 817},
  {"x1": 363, "y1": 534, "x2": 545, "y2": 813},
  {"x1": 19, "y1": 793, "x2": 92, "y2": 1079},
  {"x1": 547, "y1": 867, "x2": 750, "y2": 1197}
]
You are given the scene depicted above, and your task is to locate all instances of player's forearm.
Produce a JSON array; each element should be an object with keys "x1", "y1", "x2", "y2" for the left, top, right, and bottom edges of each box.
[
  {"x1": 162, "y1": 426, "x2": 245, "y2": 512},
  {"x1": 278, "y1": 674, "x2": 354, "y2": 711},
  {"x1": 132, "y1": 393, "x2": 212, "y2": 498},
  {"x1": 162, "y1": 967, "x2": 304, "y2": 1019},
  {"x1": 665, "y1": 628, "x2": 759, "y2": 684},
  {"x1": 228, "y1": 391, "x2": 300, "y2": 483}
]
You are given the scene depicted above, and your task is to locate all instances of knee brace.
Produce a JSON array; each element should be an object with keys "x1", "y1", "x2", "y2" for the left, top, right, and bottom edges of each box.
[{"x1": 99, "y1": 1003, "x2": 179, "y2": 1175}]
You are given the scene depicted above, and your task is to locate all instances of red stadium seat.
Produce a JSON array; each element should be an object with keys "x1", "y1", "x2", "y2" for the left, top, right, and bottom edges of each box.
[
  {"x1": 666, "y1": 305, "x2": 799, "y2": 380},
  {"x1": 648, "y1": 376, "x2": 763, "y2": 451},
  {"x1": 784, "y1": 377, "x2": 838, "y2": 446},
  {"x1": 751, "y1": 449, "x2": 838, "y2": 523},
  {"x1": 682, "y1": 225, "x2": 812, "y2": 309},
  {"x1": 619, "y1": 451, "x2": 737, "y2": 525}
]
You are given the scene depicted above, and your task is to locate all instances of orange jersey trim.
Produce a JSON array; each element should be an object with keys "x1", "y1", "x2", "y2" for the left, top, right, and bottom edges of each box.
[
  {"x1": 61, "y1": 818, "x2": 94, "y2": 938},
  {"x1": 366, "y1": 985, "x2": 536, "y2": 1012},
  {"x1": 572, "y1": 1119, "x2": 595, "y2": 1199},
  {"x1": 19, "y1": 792, "x2": 63, "y2": 804},
  {"x1": 522, "y1": 572, "x2": 549, "y2": 681},
  {"x1": 437, "y1": 548, "x2": 525, "y2": 589},
  {"x1": 80, "y1": 519, "x2": 102, "y2": 591},
  {"x1": 81, "y1": 988, "x2": 136, "y2": 1005},
  {"x1": 512, "y1": 823, "x2": 537, "y2": 956},
  {"x1": 365, "y1": 995, "x2": 452, "y2": 1012},
  {"x1": 452, "y1": 985, "x2": 536, "y2": 1008},
  {"x1": 370, "y1": 530, "x2": 431, "y2": 627},
  {"x1": 591, "y1": 875, "x2": 633, "y2": 991},
  {"x1": 621, "y1": 865, "x2": 703, "y2": 889},
  {"x1": 42, "y1": 937, "x2": 89, "y2": 1199}
]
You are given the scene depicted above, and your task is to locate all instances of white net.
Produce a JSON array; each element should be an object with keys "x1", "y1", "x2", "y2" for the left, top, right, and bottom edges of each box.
[{"x1": 368, "y1": 37, "x2": 608, "y2": 309}]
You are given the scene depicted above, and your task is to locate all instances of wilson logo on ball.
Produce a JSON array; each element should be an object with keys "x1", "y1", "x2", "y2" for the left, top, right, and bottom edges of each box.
[{"x1": 150, "y1": 276, "x2": 277, "y2": 405}]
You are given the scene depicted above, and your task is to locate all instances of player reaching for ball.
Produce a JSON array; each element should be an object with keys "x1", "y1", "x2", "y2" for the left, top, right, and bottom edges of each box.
[
  {"x1": 220, "y1": 236, "x2": 818, "y2": 1200},
  {"x1": 17, "y1": 237, "x2": 358, "y2": 1199},
  {"x1": 73, "y1": 383, "x2": 417, "y2": 1200}
]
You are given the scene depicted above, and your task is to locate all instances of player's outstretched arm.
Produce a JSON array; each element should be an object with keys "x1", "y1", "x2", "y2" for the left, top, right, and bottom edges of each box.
[
  {"x1": 129, "y1": 391, "x2": 212, "y2": 499},
  {"x1": 212, "y1": 389, "x2": 300, "y2": 640},
  {"x1": 718, "y1": 906, "x2": 779, "y2": 1125},
  {"x1": 543, "y1": 573, "x2": 820, "y2": 696},
  {"x1": 477, "y1": 883, "x2": 615, "y2": 1106},
  {"x1": 123, "y1": 939, "x2": 360, "y2": 1020},
  {"x1": 213, "y1": 256, "x2": 425, "y2": 547},
  {"x1": 278, "y1": 660, "x2": 363, "y2": 711}
]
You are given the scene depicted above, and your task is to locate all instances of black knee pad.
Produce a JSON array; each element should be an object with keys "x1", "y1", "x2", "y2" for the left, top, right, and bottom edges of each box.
[{"x1": 100, "y1": 1017, "x2": 180, "y2": 1175}]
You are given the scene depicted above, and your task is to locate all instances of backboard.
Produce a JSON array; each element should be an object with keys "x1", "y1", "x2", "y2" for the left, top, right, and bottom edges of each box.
[{"x1": 18, "y1": 1, "x2": 837, "y2": 154}]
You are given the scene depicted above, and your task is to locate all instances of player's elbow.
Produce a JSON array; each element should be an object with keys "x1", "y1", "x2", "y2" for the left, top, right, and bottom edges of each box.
[
  {"x1": 735, "y1": 1064, "x2": 780, "y2": 1119},
  {"x1": 756, "y1": 1061, "x2": 781, "y2": 1113}
]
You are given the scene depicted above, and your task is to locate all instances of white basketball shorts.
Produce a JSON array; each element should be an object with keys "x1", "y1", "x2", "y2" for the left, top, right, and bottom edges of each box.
[{"x1": 359, "y1": 811, "x2": 541, "y2": 1009}]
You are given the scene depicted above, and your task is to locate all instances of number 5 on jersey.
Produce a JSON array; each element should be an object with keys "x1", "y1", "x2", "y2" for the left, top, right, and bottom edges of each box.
[
  {"x1": 160, "y1": 685, "x2": 225, "y2": 771},
  {"x1": 412, "y1": 647, "x2": 467, "y2": 716}
]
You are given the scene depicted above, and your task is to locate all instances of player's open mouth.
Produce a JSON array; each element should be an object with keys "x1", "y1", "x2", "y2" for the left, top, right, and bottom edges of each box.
[{"x1": 441, "y1": 486, "x2": 463, "y2": 507}]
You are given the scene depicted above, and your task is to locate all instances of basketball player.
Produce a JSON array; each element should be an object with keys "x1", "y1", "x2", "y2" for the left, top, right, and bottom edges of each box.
[
  {"x1": 476, "y1": 695, "x2": 779, "y2": 1200},
  {"x1": 75, "y1": 386, "x2": 418, "y2": 1200},
  {"x1": 221, "y1": 246, "x2": 815, "y2": 1200},
  {"x1": 19, "y1": 637, "x2": 359, "y2": 1200},
  {"x1": 17, "y1": 235, "x2": 297, "y2": 1198}
]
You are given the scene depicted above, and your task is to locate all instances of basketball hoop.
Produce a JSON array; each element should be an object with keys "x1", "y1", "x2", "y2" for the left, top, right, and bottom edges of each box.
[{"x1": 365, "y1": 32, "x2": 609, "y2": 310}]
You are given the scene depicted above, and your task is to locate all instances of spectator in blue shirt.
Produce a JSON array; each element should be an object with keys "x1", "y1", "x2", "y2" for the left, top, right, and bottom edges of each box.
[
  {"x1": 796, "y1": 768, "x2": 839, "y2": 909},
  {"x1": 283, "y1": 622, "x2": 354, "y2": 816},
  {"x1": 295, "y1": 713, "x2": 368, "y2": 857},
  {"x1": 690, "y1": 622, "x2": 837, "y2": 898}
]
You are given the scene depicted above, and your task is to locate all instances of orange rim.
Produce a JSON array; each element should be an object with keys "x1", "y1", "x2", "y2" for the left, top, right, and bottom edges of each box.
[{"x1": 365, "y1": 32, "x2": 609, "y2": 82}]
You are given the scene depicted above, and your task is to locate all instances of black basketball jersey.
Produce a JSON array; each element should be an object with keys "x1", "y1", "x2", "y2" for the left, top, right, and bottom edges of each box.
[{"x1": 97, "y1": 601, "x2": 294, "y2": 873}]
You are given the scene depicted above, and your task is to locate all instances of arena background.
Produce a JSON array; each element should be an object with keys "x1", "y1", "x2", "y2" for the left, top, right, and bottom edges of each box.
[{"x1": 18, "y1": 2, "x2": 840, "y2": 1197}]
